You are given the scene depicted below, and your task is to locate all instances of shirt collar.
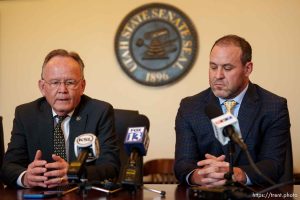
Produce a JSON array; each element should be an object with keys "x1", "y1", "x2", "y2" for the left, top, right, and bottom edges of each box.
[
  {"x1": 52, "y1": 109, "x2": 74, "y2": 118},
  {"x1": 218, "y1": 84, "x2": 249, "y2": 105}
]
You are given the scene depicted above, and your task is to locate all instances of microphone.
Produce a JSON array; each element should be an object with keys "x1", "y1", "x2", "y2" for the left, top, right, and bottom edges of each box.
[
  {"x1": 122, "y1": 127, "x2": 149, "y2": 188},
  {"x1": 205, "y1": 104, "x2": 247, "y2": 150},
  {"x1": 124, "y1": 127, "x2": 149, "y2": 156},
  {"x1": 67, "y1": 133, "x2": 100, "y2": 181}
]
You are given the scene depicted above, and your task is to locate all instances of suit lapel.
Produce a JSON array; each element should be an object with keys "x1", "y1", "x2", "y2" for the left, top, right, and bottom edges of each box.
[
  {"x1": 38, "y1": 101, "x2": 54, "y2": 161},
  {"x1": 68, "y1": 98, "x2": 88, "y2": 162},
  {"x1": 234, "y1": 83, "x2": 260, "y2": 163},
  {"x1": 205, "y1": 92, "x2": 227, "y2": 156}
]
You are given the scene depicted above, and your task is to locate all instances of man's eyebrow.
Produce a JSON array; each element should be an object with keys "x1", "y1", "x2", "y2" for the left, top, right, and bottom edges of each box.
[{"x1": 221, "y1": 63, "x2": 234, "y2": 67}]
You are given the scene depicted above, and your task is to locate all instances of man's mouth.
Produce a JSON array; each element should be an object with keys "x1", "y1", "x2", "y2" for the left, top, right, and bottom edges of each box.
[
  {"x1": 56, "y1": 98, "x2": 70, "y2": 102},
  {"x1": 213, "y1": 82, "x2": 224, "y2": 88}
]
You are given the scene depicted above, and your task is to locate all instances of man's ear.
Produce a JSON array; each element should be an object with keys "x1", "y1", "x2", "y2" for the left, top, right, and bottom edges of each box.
[
  {"x1": 244, "y1": 61, "x2": 253, "y2": 77},
  {"x1": 38, "y1": 80, "x2": 46, "y2": 96},
  {"x1": 80, "y1": 79, "x2": 86, "y2": 95}
]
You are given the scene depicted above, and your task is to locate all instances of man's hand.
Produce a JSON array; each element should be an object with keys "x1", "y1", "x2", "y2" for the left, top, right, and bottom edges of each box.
[
  {"x1": 43, "y1": 154, "x2": 69, "y2": 188},
  {"x1": 190, "y1": 154, "x2": 229, "y2": 187},
  {"x1": 23, "y1": 150, "x2": 48, "y2": 188},
  {"x1": 233, "y1": 167, "x2": 247, "y2": 184},
  {"x1": 190, "y1": 153, "x2": 247, "y2": 187}
]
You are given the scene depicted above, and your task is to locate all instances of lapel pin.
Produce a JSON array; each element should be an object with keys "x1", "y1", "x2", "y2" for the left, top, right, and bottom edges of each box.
[{"x1": 76, "y1": 116, "x2": 81, "y2": 121}]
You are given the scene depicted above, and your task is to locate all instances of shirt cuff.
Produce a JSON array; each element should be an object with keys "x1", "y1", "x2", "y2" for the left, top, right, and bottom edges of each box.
[
  {"x1": 186, "y1": 169, "x2": 198, "y2": 186},
  {"x1": 245, "y1": 173, "x2": 253, "y2": 185},
  {"x1": 17, "y1": 171, "x2": 29, "y2": 188}
]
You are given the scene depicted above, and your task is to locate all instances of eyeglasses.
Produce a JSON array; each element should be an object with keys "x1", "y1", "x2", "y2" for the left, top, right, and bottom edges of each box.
[{"x1": 43, "y1": 79, "x2": 82, "y2": 89}]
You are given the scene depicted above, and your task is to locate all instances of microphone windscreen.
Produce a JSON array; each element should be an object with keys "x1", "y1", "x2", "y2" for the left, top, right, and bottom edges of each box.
[
  {"x1": 74, "y1": 133, "x2": 100, "y2": 162},
  {"x1": 124, "y1": 127, "x2": 149, "y2": 156},
  {"x1": 205, "y1": 104, "x2": 222, "y2": 119}
]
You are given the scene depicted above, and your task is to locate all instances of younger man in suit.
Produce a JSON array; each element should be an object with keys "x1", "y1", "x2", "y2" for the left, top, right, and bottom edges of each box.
[
  {"x1": 1, "y1": 49, "x2": 120, "y2": 188},
  {"x1": 174, "y1": 35, "x2": 291, "y2": 186}
]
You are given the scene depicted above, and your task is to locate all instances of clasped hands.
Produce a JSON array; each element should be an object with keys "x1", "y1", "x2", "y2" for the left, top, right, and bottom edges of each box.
[
  {"x1": 23, "y1": 150, "x2": 69, "y2": 188},
  {"x1": 190, "y1": 153, "x2": 246, "y2": 187}
]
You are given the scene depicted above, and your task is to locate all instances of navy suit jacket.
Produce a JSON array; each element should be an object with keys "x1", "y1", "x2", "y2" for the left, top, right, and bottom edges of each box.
[
  {"x1": 1, "y1": 95, "x2": 120, "y2": 187},
  {"x1": 174, "y1": 83, "x2": 291, "y2": 186}
]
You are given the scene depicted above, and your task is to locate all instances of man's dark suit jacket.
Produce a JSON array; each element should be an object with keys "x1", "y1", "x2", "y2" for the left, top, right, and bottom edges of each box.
[
  {"x1": 1, "y1": 95, "x2": 120, "y2": 187},
  {"x1": 174, "y1": 83, "x2": 291, "y2": 186}
]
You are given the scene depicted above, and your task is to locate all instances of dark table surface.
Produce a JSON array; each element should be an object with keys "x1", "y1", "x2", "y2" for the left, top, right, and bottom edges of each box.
[{"x1": 0, "y1": 183, "x2": 299, "y2": 200}]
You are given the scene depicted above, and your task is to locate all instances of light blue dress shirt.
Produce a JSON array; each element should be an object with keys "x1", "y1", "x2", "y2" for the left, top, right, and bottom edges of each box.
[{"x1": 218, "y1": 84, "x2": 252, "y2": 185}]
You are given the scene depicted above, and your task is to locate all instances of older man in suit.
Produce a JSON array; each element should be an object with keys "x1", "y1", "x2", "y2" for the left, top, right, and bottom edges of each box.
[
  {"x1": 1, "y1": 49, "x2": 120, "y2": 188},
  {"x1": 174, "y1": 35, "x2": 291, "y2": 187}
]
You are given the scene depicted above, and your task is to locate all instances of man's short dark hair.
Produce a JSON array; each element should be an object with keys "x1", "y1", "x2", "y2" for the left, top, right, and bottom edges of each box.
[{"x1": 211, "y1": 34, "x2": 252, "y2": 65}]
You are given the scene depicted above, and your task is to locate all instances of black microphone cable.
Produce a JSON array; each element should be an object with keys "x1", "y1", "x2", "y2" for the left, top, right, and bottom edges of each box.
[
  {"x1": 241, "y1": 179, "x2": 298, "y2": 199},
  {"x1": 244, "y1": 149, "x2": 276, "y2": 186}
]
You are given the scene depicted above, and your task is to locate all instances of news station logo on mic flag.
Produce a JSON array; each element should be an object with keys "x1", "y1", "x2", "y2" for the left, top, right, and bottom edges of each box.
[
  {"x1": 74, "y1": 133, "x2": 100, "y2": 162},
  {"x1": 124, "y1": 127, "x2": 149, "y2": 156},
  {"x1": 211, "y1": 113, "x2": 242, "y2": 145}
]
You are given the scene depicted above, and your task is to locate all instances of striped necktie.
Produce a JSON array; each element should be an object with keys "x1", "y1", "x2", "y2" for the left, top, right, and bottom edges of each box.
[{"x1": 54, "y1": 115, "x2": 67, "y2": 161}]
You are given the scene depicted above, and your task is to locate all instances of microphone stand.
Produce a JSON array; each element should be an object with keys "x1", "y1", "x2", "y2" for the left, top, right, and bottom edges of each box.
[
  {"x1": 65, "y1": 151, "x2": 165, "y2": 198},
  {"x1": 65, "y1": 176, "x2": 123, "y2": 198},
  {"x1": 222, "y1": 141, "x2": 255, "y2": 199},
  {"x1": 224, "y1": 140, "x2": 235, "y2": 185},
  {"x1": 67, "y1": 157, "x2": 123, "y2": 198},
  {"x1": 121, "y1": 150, "x2": 166, "y2": 197}
]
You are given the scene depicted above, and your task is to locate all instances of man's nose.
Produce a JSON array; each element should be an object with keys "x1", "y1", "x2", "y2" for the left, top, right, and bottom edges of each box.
[
  {"x1": 215, "y1": 67, "x2": 225, "y2": 79},
  {"x1": 57, "y1": 82, "x2": 68, "y2": 91}
]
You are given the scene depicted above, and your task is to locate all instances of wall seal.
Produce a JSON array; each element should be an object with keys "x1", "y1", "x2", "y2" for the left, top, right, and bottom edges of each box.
[{"x1": 115, "y1": 3, "x2": 198, "y2": 86}]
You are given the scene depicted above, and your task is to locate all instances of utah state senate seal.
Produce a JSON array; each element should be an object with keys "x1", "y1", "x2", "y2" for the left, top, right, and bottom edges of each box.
[{"x1": 115, "y1": 3, "x2": 198, "y2": 86}]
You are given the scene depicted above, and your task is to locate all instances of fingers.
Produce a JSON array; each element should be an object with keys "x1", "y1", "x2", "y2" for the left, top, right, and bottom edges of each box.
[
  {"x1": 29, "y1": 150, "x2": 46, "y2": 169},
  {"x1": 205, "y1": 153, "x2": 226, "y2": 161},
  {"x1": 44, "y1": 175, "x2": 68, "y2": 188},
  {"x1": 197, "y1": 165, "x2": 219, "y2": 176},
  {"x1": 23, "y1": 150, "x2": 48, "y2": 188},
  {"x1": 23, "y1": 171, "x2": 48, "y2": 188},
  {"x1": 198, "y1": 176, "x2": 225, "y2": 186},
  {"x1": 51, "y1": 154, "x2": 65, "y2": 162},
  {"x1": 197, "y1": 158, "x2": 229, "y2": 168},
  {"x1": 23, "y1": 151, "x2": 70, "y2": 188},
  {"x1": 43, "y1": 168, "x2": 66, "y2": 178},
  {"x1": 43, "y1": 154, "x2": 69, "y2": 187},
  {"x1": 191, "y1": 154, "x2": 229, "y2": 187},
  {"x1": 197, "y1": 165, "x2": 227, "y2": 179},
  {"x1": 44, "y1": 154, "x2": 68, "y2": 178},
  {"x1": 34, "y1": 150, "x2": 43, "y2": 160},
  {"x1": 202, "y1": 179, "x2": 227, "y2": 188},
  {"x1": 191, "y1": 168, "x2": 226, "y2": 186},
  {"x1": 204, "y1": 153, "x2": 217, "y2": 159}
]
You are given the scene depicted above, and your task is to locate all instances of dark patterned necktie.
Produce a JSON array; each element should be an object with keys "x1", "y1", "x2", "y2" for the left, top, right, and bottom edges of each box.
[
  {"x1": 224, "y1": 100, "x2": 237, "y2": 114},
  {"x1": 54, "y1": 115, "x2": 67, "y2": 161}
]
